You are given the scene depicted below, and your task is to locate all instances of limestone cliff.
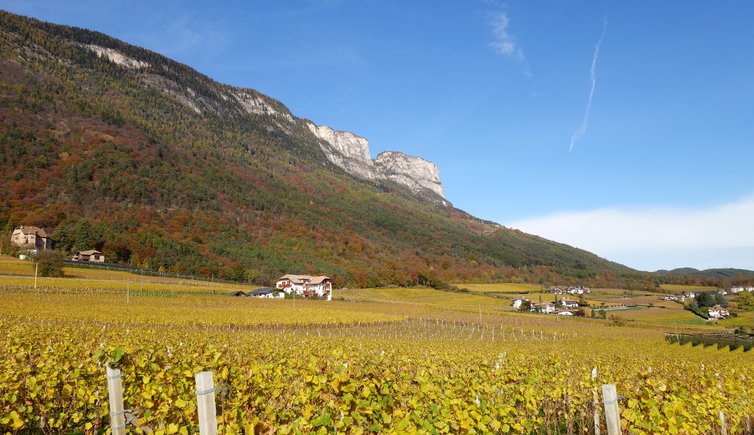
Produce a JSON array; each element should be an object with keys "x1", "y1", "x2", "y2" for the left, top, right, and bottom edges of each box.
[
  {"x1": 306, "y1": 123, "x2": 376, "y2": 181},
  {"x1": 305, "y1": 121, "x2": 446, "y2": 201},
  {"x1": 83, "y1": 41, "x2": 445, "y2": 201},
  {"x1": 374, "y1": 152, "x2": 444, "y2": 198}
]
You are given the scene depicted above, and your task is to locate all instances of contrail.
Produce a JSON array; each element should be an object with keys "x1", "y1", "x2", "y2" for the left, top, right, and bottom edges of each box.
[{"x1": 570, "y1": 15, "x2": 608, "y2": 152}]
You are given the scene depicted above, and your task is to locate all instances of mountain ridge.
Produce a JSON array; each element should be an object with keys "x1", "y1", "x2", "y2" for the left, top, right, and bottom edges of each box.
[
  {"x1": 656, "y1": 268, "x2": 754, "y2": 282},
  {"x1": 80, "y1": 35, "x2": 448, "y2": 201},
  {"x1": 0, "y1": 10, "x2": 646, "y2": 288}
]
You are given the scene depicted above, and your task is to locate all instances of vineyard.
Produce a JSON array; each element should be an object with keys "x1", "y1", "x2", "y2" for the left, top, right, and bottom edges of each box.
[{"x1": 1, "y1": 279, "x2": 754, "y2": 434}]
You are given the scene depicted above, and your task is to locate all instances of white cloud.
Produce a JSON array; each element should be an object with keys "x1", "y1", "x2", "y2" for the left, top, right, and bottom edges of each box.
[
  {"x1": 490, "y1": 11, "x2": 524, "y2": 61},
  {"x1": 508, "y1": 195, "x2": 754, "y2": 271}
]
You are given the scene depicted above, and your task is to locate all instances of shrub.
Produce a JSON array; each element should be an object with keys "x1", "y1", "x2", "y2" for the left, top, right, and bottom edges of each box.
[{"x1": 35, "y1": 250, "x2": 65, "y2": 277}]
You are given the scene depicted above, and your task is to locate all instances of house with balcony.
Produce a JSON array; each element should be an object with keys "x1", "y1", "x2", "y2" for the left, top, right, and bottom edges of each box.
[{"x1": 275, "y1": 274, "x2": 333, "y2": 298}]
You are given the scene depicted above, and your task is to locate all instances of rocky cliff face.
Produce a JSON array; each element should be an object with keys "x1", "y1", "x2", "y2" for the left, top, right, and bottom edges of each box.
[
  {"x1": 306, "y1": 123, "x2": 376, "y2": 181},
  {"x1": 305, "y1": 121, "x2": 446, "y2": 201},
  {"x1": 85, "y1": 39, "x2": 445, "y2": 201},
  {"x1": 374, "y1": 152, "x2": 444, "y2": 198}
]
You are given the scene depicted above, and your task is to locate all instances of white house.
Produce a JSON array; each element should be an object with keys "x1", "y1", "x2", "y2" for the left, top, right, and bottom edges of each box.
[
  {"x1": 532, "y1": 303, "x2": 556, "y2": 314},
  {"x1": 567, "y1": 286, "x2": 591, "y2": 295},
  {"x1": 731, "y1": 287, "x2": 744, "y2": 293},
  {"x1": 707, "y1": 305, "x2": 729, "y2": 318},
  {"x1": 675, "y1": 292, "x2": 696, "y2": 302},
  {"x1": 555, "y1": 309, "x2": 574, "y2": 316},
  {"x1": 275, "y1": 274, "x2": 333, "y2": 297},
  {"x1": 561, "y1": 299, "x2": 580, "y2": 309},
  {"x1": 512, "y1": 298, "x2": 528, "y2": 309}
]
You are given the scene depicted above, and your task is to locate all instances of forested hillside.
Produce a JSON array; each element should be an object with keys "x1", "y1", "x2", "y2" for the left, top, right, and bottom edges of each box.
[{"x1": 0, "y1": 10, "x2": 647, "y2": 288}]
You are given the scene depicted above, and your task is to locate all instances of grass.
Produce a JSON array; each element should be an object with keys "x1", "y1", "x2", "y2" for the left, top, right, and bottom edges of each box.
[
  {"x1": 717, "y1": 311, "x2": 754, "y2": 328},
  {"x1": 0, "y1": 255, "x2": 35, "y2": 276},
  {"x1": 338, "y1": 287, "x2": 516, "y2": 313},
  {"x1": 0, "y1": 254, "x2": 252, "y2": 293},
  {"x1": 454, "y1": 282, "x2": 543, "y2": 293},
  {"x1": 606, "y1": 306, "x2": 710, "y2": 326},
  {"x1": 660, "y1": 284, "x2": 719, "y2": 292},
  {"x1": 0, "y1": 275, "x2": 251, "y2": 294},
  {"x1": 0, "y1": 289, "x2": 402, "y2": 326},
  {"x1": 2, "y1": 252, "x2": 749, "y2": 331}
]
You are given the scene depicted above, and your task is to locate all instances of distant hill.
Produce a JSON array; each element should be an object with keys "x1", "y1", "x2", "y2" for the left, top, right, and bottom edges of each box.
[
  {"x1": 0, "y1": 10, "x2": 646, "y2": 288},
  {"x1": 656, "y1": 268, "x2": 754, "y2": 284}
]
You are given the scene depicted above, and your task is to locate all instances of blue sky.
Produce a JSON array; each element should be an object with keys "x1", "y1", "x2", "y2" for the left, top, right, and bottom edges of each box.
[{"x1": 3, "y1": 0, "x2": 754, "y2": 271}]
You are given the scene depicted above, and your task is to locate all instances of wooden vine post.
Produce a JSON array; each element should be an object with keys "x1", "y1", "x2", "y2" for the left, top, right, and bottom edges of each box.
[
  {"x1": 106, "y1": 366, "x2": 126, "y2": 435},
  {"x1": 602, "y1": 384, "x2": 621, "y2": 435},
  {"x1": 195, "y1": 371, "x2": 218, "y2": 435},
  {"x1": 592, "y1": 368, "x2": 600, "y2": 435}
]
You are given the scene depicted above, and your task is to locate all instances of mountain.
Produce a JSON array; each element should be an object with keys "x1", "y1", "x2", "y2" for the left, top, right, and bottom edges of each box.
[
  {"x1": 656, "y1": 268, "x2": 754, "y2": 285},
  {"x1": 0, "y1": 10, "x2": 645, "y2": 288}
]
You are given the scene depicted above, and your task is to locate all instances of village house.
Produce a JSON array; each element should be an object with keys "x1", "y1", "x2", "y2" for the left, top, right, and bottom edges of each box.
[
  {"x1": 561, "y1": 299, "x2": 580, "y2": 309},
  {"x1": 555, "y1": 309, "x2": 574, "y2": 316},
  {"x1": 547, "y1": 286, "x2": 591, "y2": 295},
  {"x1": 531, "y1": 303, "x2": 556, "y2": 314},
  {"x1": 72, "y1": 249, "x2": 105, "y2": 263},
  {"x1": 730, "y1": 286, "x2": 754, "y2": 293},
  {"x1": 673, "y1": 292, "x2": 696, "y2": 302},
  {"x1": 10, "y1": 225, "x2": 52, "y2": 254},
  {"x1": 512, "y1": 298, "x2": 528, "y2": 309},
  {"x1": 275, "y1": 274, "x2": 333, "y2": 298},
  {"x1": 567, "y1": 286, "x2": 591, "y2": 295},
  {"x1": 707, "y1": 305, "x2": 730, "y2": 319}
]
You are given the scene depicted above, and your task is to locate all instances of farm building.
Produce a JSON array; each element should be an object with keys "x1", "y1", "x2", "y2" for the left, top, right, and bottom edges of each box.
[
  {"x1": 561, "y1": 299, "x2": 580, "y2": 309},
  {"x1": 707, "y1": 305, "x2": 730, "y2": 318},
  {"x1": 531, "y1": 303, "x2": 556, "y2": 314},
  {"x1": 249, "y1": 288, "x2": 285, "y2": 299},
  {"x1": 72, "y1": 249, "x2": 105, "y2": 263},
  {"x1": 566, "y1": 286, "x2": 591, "y2": 295},
  {"x1": 10, "y1": 225, "x2": 52, "y2": 254},
  {"x1": 275, "y1": 274, "x2": 332, "y2": 298}
]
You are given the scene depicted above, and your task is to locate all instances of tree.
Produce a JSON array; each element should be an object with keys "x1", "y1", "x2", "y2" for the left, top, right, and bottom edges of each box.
[
  {"x1": 35, "y1": 250, "x2": 65, "y2": 277},
  {"x1": 714, "y1": 291, "x2": 728, "y2": 307},
  {"x1": 737, "y1": 291, "x2": 754, "y2": 311},
  {"x1": 687, "y1": 299, "x2": 699, "y2": 311},
  {"x1": 695, "y1": 292, "x2": 715, "y2": 308}
]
